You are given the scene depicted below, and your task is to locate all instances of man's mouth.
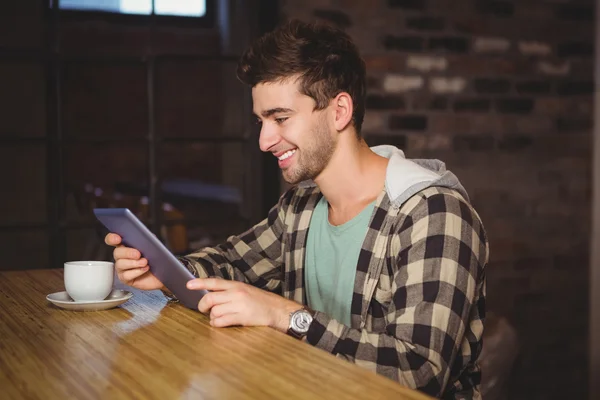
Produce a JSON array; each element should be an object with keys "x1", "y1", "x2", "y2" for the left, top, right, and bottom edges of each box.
[{"x1": 277, "y1": 149, "x2": 297, "y2": 161}]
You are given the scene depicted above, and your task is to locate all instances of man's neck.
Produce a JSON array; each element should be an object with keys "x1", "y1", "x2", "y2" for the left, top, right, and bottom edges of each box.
[{"x1": 313, "y1": 135, "x2": 388, "y2": 219}]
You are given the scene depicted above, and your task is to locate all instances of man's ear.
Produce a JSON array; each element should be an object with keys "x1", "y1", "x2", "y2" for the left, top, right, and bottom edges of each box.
[{"x1": 332, "y1": 92, "x2": 353, "y2": 132}]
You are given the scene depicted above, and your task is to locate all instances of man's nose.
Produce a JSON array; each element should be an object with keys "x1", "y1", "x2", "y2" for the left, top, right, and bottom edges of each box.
[{"x1": 258, "y1": 124, "x2": 280, "y2": 153}]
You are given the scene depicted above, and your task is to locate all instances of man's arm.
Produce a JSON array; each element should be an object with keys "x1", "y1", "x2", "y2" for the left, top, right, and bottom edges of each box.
[
  {"x1": 180, "y1": 188, "x2": 295, "y2": 294},
  {"x1": 304, "y1": 190, "x2": 488, "y2": 397}
]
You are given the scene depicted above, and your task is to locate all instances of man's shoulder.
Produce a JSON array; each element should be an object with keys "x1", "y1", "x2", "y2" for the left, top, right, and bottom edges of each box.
[
  {"x1": 400, "y1": 186, "x2": 470, "y2": 210},
  {"x1": 391, "y1": 186, "x2": 485, "y2": 232},
  {"x1": 392, "y1": 186, "x2": 488, "y2": 245},
  {"x1": 387, "y1": 186, "x2": 489, "y2": 268}
]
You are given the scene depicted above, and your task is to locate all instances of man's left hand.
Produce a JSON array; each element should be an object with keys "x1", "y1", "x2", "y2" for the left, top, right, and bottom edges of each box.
[{"x1": 186, "y1": 278, "x2": 302, "y2": 333}]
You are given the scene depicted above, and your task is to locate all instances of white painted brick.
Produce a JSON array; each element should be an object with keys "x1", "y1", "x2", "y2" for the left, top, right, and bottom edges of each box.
[
  {"x1": 518, "y1": 41, "x2": 552, "y2": 56},
  {"x1": 429, "y1": 77, "x2": 467, "y2": 94},
  {"x1": 473, "y1": 37, "x2": 510, "y2": 53},
  {"x1": 408, "y1": 135, "x2": 451, "y2": 151},
  {"x1": 538, "y1": 61, "x2": 571, "y2": 76},
  {"x1": 383, "y1": 75, "x2": 424, "y2": 93},
  {"x1": 406, "y1": 55, "x2": 448, "y2": 72}
]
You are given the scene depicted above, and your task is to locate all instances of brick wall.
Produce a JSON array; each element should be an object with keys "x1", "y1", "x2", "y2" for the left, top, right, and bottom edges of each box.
[{"x1": 280, "y1": 0, "x2": 593, "y2": 398}]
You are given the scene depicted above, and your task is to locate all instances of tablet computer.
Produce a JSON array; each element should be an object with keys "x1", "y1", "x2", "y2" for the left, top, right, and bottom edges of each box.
[{"x1": 93, "y1": 208, "x2": 207, "y2": 310}]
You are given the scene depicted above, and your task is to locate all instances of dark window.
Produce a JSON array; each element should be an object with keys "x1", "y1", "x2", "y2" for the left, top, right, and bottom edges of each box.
[{"x1": 56, "y1": 0, "x2": 207, "y2": 17}]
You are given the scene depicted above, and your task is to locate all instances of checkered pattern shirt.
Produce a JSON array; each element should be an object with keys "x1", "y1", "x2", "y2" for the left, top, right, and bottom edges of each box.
[{"x1": 182, "y1": 184, "x2": 488, "y2": 399}]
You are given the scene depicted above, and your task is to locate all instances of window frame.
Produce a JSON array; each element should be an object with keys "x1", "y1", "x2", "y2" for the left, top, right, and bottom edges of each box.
[{"x1": 49, "y1": 0, "x2": 216, "y2": 28}]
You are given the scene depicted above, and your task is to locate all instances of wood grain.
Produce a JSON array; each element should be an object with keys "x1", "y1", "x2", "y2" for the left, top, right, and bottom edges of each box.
[{"x1": 0, "y1": 269, "x2": 432, "y2": 400}]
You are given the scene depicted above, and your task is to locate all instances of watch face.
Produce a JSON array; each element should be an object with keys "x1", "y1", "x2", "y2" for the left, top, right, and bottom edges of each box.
[{"x1": 292, "y1": 310, "x2": 313, "y2": 333}]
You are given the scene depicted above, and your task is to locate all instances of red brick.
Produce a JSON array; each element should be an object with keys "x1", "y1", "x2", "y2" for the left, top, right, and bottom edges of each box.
[
  {"x1": 445, "y1": 54, "x2": 534, "y2": 75},
  {"x1": 363, "y1": 55, "x2": 397, "y2": 71}
]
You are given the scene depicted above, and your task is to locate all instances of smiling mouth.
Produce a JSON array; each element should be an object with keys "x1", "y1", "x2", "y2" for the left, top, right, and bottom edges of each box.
[{"x1": 277, "y1": 149, "x2": 297, "y2": 161}]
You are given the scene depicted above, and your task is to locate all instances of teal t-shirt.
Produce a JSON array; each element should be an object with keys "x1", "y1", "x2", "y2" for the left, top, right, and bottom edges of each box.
[{"x1": 305, "y1": 196, "x2": 375, "y2": 326}]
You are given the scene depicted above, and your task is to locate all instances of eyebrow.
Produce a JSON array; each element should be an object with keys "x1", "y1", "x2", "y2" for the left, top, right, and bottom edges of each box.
[{"x1": 254, "y1": 108, "x2": 294, "y2": 118}]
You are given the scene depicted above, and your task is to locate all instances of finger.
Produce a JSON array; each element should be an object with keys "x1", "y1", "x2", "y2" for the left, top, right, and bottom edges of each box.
[
  {"x1": 209, "y1": 302, "x2": 238, "y2": 319},
  {"x1": 118, "y1": 266, "x2": 150, "y2": 284},
  {"x1": 114, "y1": 246, "x2": 141, "y2": 261},
  {"x1": 187, "y1": 278, "x2": 235, "y2": 291},
  {"x1": 115, "y1": 258, "x2": 148, "y2": 272},
  {"x1": 105, "y1": 233, "x2": 122, "y2": 246},
  {"x1": 198, "y1": 291, "x2": 233, "y2": 314},
  {"x1": 210, "y1": 313, "x2": 241, "y2": 328}
]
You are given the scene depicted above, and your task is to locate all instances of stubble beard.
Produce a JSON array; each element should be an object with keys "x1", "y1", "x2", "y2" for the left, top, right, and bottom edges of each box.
[{"x1": 282, "y1": 118, "x2": 336, "y2": 185}]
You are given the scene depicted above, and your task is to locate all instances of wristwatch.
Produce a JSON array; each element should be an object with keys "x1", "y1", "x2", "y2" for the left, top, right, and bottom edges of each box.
[{"x1": 287, "y1": 307, "x2": 315, "y2": 339}]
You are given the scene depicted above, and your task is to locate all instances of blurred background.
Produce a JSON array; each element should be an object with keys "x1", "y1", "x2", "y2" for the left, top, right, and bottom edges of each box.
[{"x1": 0, "y1": 0, "x2": 598, "y2": 399}]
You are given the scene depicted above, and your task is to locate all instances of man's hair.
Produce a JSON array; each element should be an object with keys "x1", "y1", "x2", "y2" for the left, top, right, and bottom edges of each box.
[{"x1": 237, "y1": 19, "x2": 367, "y2": 135}]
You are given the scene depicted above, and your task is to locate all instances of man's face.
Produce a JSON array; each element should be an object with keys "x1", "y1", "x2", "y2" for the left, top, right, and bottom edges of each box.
[{"x1": 252, "y1": 79, "x2": 336, "y2": 184}]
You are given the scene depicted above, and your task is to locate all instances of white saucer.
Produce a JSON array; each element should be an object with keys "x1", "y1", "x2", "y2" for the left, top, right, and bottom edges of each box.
[{"x1": 46, "y1": 289, "x2": 133, "y2": 311}]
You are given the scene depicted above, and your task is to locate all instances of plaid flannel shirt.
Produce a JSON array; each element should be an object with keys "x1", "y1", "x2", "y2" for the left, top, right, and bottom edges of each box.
[{"x1": 182, "y1": 182, "x2": 488, "y2": 399}]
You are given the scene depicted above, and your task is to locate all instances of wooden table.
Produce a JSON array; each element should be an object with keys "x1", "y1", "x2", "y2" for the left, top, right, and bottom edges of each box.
[{"x1": 0, "y1": 269, "x2": 431, "y2": 400}]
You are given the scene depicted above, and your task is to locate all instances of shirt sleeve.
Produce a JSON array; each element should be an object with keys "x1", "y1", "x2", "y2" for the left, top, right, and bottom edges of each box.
[{"x1": 178, "y1": 188, "x2": 295, "y2": 294}]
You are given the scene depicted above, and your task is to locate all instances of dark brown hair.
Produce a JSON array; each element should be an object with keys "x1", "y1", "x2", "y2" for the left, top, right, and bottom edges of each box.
[{"x1": 237, "y1": 19, "x2": 367, "y2": 135}]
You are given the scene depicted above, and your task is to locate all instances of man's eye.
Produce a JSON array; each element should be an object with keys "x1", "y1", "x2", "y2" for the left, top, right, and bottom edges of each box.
[
  {"x1": 275, "y1": 117, "x2": 288, "y2": 124},
  {"x1": 255, "y1": 118, "x2": 263, "y2": 126}
]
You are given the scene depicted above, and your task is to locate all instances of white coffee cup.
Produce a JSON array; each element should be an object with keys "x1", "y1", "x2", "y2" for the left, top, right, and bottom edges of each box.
[{"x1": 64, "y1": 261, "x2": 114, "y2": 302}]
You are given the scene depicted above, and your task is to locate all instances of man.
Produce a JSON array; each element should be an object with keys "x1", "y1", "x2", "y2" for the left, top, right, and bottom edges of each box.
[{"x1": 105, "y1": 19, "x2": 488, "y2": 399}]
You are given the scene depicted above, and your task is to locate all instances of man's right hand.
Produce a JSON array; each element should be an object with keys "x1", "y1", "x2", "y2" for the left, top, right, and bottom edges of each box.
[{"x1": 105, "y1": 233, "x2": 165, "y2": 291}]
